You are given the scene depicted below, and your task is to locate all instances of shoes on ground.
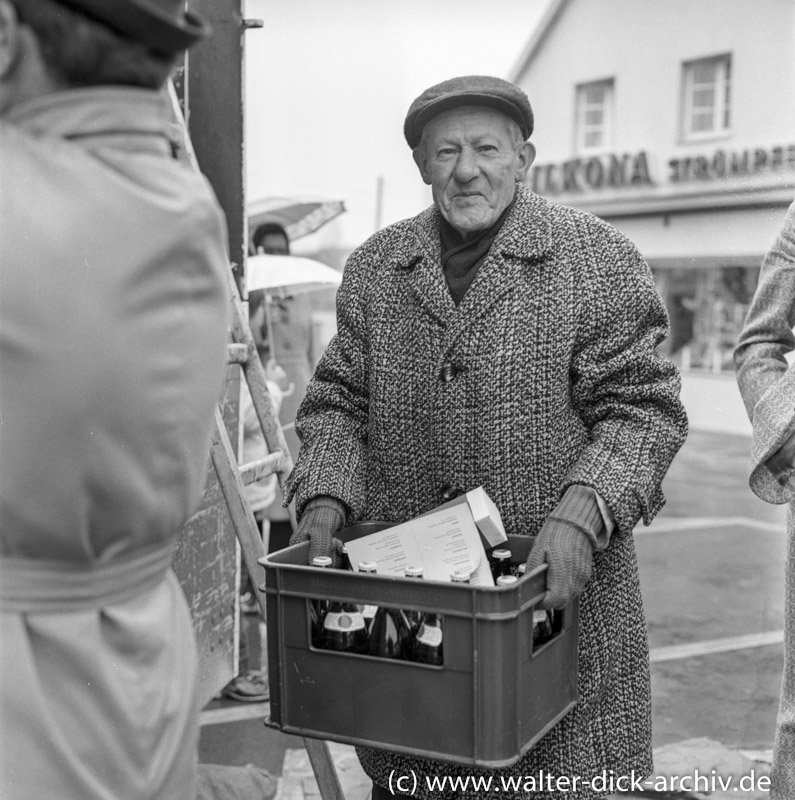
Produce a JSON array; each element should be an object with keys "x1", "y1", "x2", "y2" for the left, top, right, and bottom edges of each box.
[
  {"x1": 221, "y1": 670, "x2": 270, "y2": 703},
  {"x1": 239, "y1": 591, "x2": 259, "y2": 616}
]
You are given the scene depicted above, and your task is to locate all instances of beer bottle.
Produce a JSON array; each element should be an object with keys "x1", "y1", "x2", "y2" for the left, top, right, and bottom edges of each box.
[
  {"x1": 340, "y1": 543, "x2": 353, "y2": 571},
  {"x1": 357, "y1": 561, "x2": 379, "y2": 633},
  {"x1": 321, "y1": 598, "x2": 368, "y2": 653},
  {"x1": 367, "y1": 604, "x2": 413, "y2": 660},
  {"x1": 516, "y1": 563, "x2": 527, "y2": 577},
  {"x1": 490, "y1": 548, "x2": 513, "y2": 581},
  {"x1": 402, "y1": 565, "x2": 425, "y2": 633},
  {"x1": 412, "y1": 612, "x2": 443, "y2": 665},
  {"x1": 532, "y1": 608, "x2": 554, "y2": 647},
  {"x1": 310, "y1": 556, "x2": 332, "y2": 647}
]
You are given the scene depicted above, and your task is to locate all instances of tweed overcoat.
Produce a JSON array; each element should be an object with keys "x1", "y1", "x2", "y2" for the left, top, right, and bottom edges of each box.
[
  {"x1": 735, "y1": 198, "x2": 795, "y2": 799},
  {"x1": 287, "y1": 184, "x2": 687, "y2": 798}
]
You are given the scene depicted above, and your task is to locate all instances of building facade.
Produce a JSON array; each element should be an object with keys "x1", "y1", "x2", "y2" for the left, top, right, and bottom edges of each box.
[{"x1": 511, "y1": 0, "x2": 795, "y2": 431}]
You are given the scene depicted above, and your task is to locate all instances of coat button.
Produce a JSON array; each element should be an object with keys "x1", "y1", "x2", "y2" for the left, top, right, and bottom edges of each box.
[
  {"x1": 440, "y1": 362, "x2": 458, "y2": 383},
  {"x1": 439, "y1": 483, "x2": 463, "y2": 503}
]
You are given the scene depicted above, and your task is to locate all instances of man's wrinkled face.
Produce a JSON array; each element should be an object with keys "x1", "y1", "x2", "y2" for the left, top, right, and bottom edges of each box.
[{"x1": 413, "y1": 105, "x2": 535, "y2": 238}]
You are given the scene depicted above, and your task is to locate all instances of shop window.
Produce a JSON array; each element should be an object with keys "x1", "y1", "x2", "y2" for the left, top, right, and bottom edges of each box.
[
  {"x1": 653, "y1": 264, "x2": 758, "y2": 373},
  {"x1": 575, "y1": 79, "x2": 614, "y2": 153},
  {"x1": 681, "y1": 54, "x2": 731, "y2": 140}
]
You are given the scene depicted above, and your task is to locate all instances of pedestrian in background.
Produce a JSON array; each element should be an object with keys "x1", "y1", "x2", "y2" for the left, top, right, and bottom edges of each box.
[
  {"x1": 252, "y1": 222, "x2": 315, "y2": 551},
  {"x1": 0, "y1": 1, "x2": 230, "y2": 797},
  {"x1": 286, "y1": 75, "x2": 687, "y2": 799},
  {"x1": 735, "y1": 198, "x2": 795, "y2": 799}
]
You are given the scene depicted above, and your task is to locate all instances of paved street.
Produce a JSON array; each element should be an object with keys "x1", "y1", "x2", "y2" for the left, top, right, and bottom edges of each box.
[{"x1": 199, "y1": 427, "x2": 786, "y2": 797}]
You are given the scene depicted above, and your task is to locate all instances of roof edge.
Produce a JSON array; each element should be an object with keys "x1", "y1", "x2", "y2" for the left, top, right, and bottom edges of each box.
[{"x1": 507, "y1": 0, "x2": 571, "y2": 85}]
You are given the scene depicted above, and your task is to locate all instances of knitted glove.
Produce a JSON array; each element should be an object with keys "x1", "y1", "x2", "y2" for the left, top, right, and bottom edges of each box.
[
  {"x1": 290, "y1": 496, "x2": 348, "y2": 566},
  {"x1": 525, "y1": 485, "x2": 605, "y2": 610}
]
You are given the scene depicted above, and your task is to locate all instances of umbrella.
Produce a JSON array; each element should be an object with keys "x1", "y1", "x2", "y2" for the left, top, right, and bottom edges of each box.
[
  {"x1": 245, "y1": 254, "x2": 342, "y2": 296},
  {"x1": 245, "y1": 253, "x2": 342, "y2": 364},
  {"x1": 247, "y1": 196, "x2": 346, "y2": 249}
]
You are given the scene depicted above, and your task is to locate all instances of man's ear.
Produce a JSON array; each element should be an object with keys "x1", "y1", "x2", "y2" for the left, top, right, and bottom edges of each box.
[
  {"x1": 515, "y1": 141, "x2": 536, "y2": 182},
  {"x1": 0, "y1": 0, "x2": 21, "y2": 79},
  {"x1": 412, "y1": 146, "x2": 432, "y2": 186}
]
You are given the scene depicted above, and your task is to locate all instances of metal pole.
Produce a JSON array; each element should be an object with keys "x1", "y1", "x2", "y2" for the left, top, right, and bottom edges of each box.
[{"x1": 374, "y1": 174, "x2": 385, "y2": 232}]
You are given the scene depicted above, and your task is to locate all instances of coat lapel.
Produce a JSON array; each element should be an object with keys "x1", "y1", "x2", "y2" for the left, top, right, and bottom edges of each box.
[
  {"x1": 396, "y1": 206, "x2": 456, "y2": 326},
  {"x1": 391, "y1": 187, "x2": 554, "y2": 341}
]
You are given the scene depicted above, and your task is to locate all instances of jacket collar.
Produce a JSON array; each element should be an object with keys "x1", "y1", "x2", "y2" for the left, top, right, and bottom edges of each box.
[
  {"x1": 393, "y1": 184, "x2": 553, "y2": 327},
  {"x1": 403, "y1": 183, "x2": 553, "y2": 267},
  {"x1": 5, "y1": 87, "x2": 174, "y2": 149}
]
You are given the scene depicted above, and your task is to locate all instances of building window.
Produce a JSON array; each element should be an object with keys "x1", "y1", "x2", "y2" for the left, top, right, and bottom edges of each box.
[
  {"x1": 681, "y1": 54, "x2": 731, "y2": 140},
  {"x1": 652, "y1": 264, "x2": 757, "y2": 373},
  {"x1": 575, "y1": 79, "x2": 613, "y2": 153}
]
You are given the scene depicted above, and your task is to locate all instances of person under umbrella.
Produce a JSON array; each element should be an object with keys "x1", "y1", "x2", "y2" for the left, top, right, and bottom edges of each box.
[{"x1": 252, "y1": 223, "x2": 317, "y2": 551}]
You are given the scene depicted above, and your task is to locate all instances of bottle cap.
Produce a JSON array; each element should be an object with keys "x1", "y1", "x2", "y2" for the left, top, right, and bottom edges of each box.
[
  {"x1": 496, "y1": 575, "x2": 518, "y2": 586},
  {"x1": 312, "y1": 556, "x2": 333, "y2": 568},
  {"x1": 516, "y1": 563, "x2": 527, "y2": 575},
  {"x1": 492, "y1": 548, "x2": 512, "y2": 560},
  {"x1": 358, "y1": 561, "x2": 378, "y2": 573},
  {"x1": 404, "y1": 565, "x2": 425, "y2": 578},
  {"x1": 450, "y1": 568, "x2": 471, "y2": 583}
]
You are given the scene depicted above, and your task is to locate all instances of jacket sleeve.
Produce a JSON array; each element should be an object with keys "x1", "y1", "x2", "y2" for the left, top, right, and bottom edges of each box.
[
  {"x1": 561, "y1": 231, "x2": 688, "y2": 536},
  {"x1": 284, "y1": 249, "x2": 371, "y2": 519},
  {"x1": 734, "y1": 199, "x2": 795, "y2": 503}
]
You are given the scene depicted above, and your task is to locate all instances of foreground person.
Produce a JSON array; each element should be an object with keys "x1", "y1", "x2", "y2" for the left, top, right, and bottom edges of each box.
[{"x1": 0, "y1": 1, "x2": 230, "y2": 797}]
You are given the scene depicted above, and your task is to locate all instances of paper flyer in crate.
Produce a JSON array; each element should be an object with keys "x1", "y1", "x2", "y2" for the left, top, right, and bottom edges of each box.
[{"x1": 345, "y1": 487, "x2": 506, "y2": 586}]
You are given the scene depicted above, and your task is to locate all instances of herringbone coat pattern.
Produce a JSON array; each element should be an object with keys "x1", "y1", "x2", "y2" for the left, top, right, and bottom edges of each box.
[{"x1": 287, "y1": 184, "x2": 687, "y2": 798}]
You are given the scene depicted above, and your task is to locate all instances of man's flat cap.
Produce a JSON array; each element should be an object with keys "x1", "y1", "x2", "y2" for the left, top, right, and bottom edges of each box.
[{"x1": 404, "y1": 75, "x2": 533, "y2": 149}]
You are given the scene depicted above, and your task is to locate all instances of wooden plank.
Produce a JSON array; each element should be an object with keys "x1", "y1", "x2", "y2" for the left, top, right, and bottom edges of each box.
[
  {"x1": 210, "y1": 407, "x2": 269, "y2": 612},
  {"x1": 240, "y1": 453, "x2": 283, "y2": 486},
  {"x1": 304, "y1": 739, "x2": 347, "y2": 800}
]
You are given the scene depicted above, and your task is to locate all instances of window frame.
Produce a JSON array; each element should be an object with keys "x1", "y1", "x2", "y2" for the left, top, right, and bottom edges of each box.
[
  {"x1": 574, "y1": 78, "x2": 615, "y2": 155},
  {"x1": 680, "y1": 53, "x2": 732, "y2": 142}
]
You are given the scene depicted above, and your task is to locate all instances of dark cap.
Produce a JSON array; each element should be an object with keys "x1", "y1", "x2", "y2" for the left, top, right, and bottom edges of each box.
[
  {"x1": 46, "y1": 0, "x2": 209, "y2": 53},
  {"x1": 404, "y1": 75, "x2": 533, "y2": 149}
]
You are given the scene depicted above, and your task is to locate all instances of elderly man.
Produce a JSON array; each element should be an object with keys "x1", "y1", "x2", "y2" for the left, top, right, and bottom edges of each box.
[
  {"x1": 0, "y1": 1, "x2": 230, "y2": 798},
  {"x1": 287, "y1": 75, "x2": 687, "y2": 799}
]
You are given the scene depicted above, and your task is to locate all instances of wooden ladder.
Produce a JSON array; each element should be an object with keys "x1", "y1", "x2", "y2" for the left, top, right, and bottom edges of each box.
[{"x1": 212, "y1": 269, "x2": 347, "y2": 800}]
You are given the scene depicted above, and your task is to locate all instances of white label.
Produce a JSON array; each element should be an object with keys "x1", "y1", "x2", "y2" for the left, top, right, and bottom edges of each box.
[
  {"x1": 416, "y1": 625, "x2": 443, "y2": 647},
  {"x1": 323, "y1": 611, "x2": 366, "y2": 632}
]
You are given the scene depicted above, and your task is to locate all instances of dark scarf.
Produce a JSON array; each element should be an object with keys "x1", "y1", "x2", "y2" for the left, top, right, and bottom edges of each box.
[{"x1": 439, "y1": 196, "x2": 516, "y2": 305}]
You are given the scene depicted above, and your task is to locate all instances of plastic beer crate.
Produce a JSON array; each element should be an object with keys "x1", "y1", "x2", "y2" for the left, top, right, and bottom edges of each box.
[{"x1": 261, "y1": 523, "x2": 578, "y2": 768}]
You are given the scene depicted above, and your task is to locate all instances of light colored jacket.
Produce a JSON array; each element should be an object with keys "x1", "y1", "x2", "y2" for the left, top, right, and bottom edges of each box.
[
  {"x1": 736, "y1": 199, "x2": 795, "y2": 504},
  {"x1": 0, "y1": 87, "x2": 229, "y2": 799},
  {"x1": 735, "y1": 199, "x2": 795, "y2": 799},
  {"x1": 287, "y1": 184, "x2": 687, "y2": 796}
]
